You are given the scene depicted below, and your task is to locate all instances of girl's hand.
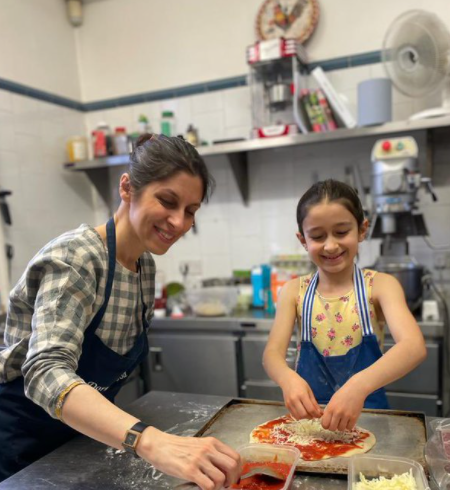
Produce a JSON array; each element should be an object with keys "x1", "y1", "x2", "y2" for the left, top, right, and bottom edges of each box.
[
  {"x1": 137, "y1": 428, "x2": 240, "y2": 490},
  {"x1": 321, "y1": 383, "x2": 366, "y2": 432},
  {"x1": 280, "y1": 371, "x2": 322, "y2": 420}
]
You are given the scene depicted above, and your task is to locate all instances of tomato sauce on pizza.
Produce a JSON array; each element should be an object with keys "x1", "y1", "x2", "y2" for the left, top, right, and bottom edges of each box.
[{"x1": 250, "y1": 415, "x2": 375, "y2": 461}]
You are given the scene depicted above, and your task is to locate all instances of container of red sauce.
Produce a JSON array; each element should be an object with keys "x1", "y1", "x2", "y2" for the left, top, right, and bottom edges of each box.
[{"x1": 229, "y1": 443, "x2": 300, "y2": 490}]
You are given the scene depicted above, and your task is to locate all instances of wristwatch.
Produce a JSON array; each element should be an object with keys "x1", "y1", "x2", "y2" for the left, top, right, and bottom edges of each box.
[{"x1": 122, "y1": 421, "x2": 149, "y2": 457}]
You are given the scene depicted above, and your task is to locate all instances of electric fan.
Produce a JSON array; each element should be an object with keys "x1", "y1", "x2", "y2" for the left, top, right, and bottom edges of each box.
[{"x1": 382, "y1": 9, "x2": 450, "y2": 120}]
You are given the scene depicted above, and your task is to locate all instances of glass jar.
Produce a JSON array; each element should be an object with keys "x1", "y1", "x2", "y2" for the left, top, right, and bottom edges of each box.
[{"x1": 66, "y1": 136, "x2": 87, "y2": 163}]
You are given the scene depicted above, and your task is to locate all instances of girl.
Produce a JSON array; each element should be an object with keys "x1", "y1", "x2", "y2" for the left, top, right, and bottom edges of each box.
[
  {"x1": 263, "y1": 179, "x2": 426, "y2": 433},
  {"x1": 0, "y1": 134, "x2": 240, "y2": 490}
]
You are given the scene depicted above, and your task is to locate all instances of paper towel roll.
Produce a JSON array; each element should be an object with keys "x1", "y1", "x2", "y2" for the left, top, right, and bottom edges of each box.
[{"x1": 358, "y1": 78, "x2": 392, "y2": 127}]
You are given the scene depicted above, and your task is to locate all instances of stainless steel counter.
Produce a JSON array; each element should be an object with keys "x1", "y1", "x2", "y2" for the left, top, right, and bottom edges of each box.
[
  {"x1": 147, "y1": 311, "x2": 448, "y2": 417},
  {"x1": 151, "y1": 310, "x2": 445, "y2": 339},
  {"x1": 0, "y1": 391, "x2": 439, "y2": 489}
]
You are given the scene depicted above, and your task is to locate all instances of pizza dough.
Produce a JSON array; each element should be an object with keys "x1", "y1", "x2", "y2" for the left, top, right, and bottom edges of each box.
[{"x1": 250, "y1": 415, "x2": 376, "y2": 461}]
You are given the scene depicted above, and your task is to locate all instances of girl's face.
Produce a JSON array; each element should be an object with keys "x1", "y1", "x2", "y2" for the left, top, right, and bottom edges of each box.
[
  {"x1": 123, "y1": 171, "x2": 203, "y2": 255},
  {"x1": 297, "y1": 201, "x2": 368, "y2": 273}
]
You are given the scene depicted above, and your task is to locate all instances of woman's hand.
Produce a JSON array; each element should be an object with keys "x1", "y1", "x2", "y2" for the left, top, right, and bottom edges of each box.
[
  {"x1": 137, "y1": 427, "x2": 240, "y2": 490},
  {"x1": 321, "y1": 382, "x2": 366, "y2": 432},
  {"x1": 280, "y1": 371, "x2": 322, "y2": 420}
]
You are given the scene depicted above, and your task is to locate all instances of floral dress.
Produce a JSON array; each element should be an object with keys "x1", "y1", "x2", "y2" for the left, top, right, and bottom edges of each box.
[{"x1": 296, "y1": 269, "x2": 384, "y2": 358}]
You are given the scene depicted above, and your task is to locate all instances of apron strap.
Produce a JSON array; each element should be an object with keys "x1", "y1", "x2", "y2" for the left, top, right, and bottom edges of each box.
[
  {"x1": 85, "y1": 217, "x2": 116, "y2": 334},
  {"x1": 354, "y1": 265, "x2": 374, "y2": 336},
  {"x1": 137, "y1": 260, "x2": 150, "y2": 330},
  {"x1": 301, "y1": 271, "x2": 319, "y2": 342},
  {"x1": 301, "y1": 265, "x2": 374, "y2": 341}
]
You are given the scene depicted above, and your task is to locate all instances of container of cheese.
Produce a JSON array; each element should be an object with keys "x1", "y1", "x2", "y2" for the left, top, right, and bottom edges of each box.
[{"x1": 348, "y1": 454, "x2": 430, "y2": 490}]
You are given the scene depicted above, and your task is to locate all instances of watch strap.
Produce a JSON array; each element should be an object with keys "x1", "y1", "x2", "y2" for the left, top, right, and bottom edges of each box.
[
  {"x1": 130, "y1": 421, "x2": 149, "y2": 433},
  {"x1": 122, "y1": 421, "x2": 149, "y2": 457}
]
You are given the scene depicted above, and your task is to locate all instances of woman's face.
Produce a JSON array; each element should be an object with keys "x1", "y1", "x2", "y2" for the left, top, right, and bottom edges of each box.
[{"x1": 126, "y1": 171, "x2": 203, "y2": 255}]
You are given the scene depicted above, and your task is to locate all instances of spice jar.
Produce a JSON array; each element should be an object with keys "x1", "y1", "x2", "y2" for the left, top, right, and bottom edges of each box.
[
  {"x1": 66, "y1": 136, "x2": 87, "y2": 163},
  {"x1": 112, "y1": 127, "x2": 129, "y2": 155}
]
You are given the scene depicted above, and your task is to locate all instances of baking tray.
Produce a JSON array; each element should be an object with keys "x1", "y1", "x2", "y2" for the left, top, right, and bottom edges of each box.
[{"x1": 195, "y1": 398, "x2": 428, "y2": 476}]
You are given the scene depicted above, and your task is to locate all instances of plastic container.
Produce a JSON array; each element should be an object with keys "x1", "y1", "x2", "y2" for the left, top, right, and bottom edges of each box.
[
  {"x1": 161, "y1": 110, "x2": 175, "y2": 137},
  {"x1": 225, "y1": 443, "x2": 300, "y2": 490},
  {"x1": 348, "y1": 454, "x2": 430, "y2": 490},
  {"x1": 112, "y1": 127, "x2": 129, "y2": 155},
  {"x1": 425, "y1": 418, "x2": 450, "y2": 489},
  {"x1": 185, "y1": 286, "x2": 238, "y2": 316}
]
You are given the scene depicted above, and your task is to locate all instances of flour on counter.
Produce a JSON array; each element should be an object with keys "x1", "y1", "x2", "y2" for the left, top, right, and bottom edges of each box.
[{"x1": 102, "y1": 401, "x2": 223, "y2": 488}]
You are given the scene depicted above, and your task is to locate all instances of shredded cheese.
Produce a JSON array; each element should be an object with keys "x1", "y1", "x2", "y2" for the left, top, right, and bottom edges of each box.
[
  {"x1": 354, "y1": 470, "x2": 418, "y2": 490},
  {"x1": 272, "y1": 418, "x2": 361, "y2": 445}
]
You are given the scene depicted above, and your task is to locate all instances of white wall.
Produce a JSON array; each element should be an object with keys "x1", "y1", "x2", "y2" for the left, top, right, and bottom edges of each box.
[
  {"x1": 77, "y1": 0, "x2": 450, "y2": 102},
  {"x1": 0, "y1": 0, "x2": 81, "y2": 100},
  {"x1": 0, "y1": 1, "x2": 95, "y2": 292}
]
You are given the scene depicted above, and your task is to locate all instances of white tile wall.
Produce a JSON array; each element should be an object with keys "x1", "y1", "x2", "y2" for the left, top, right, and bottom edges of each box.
[
  {"x1": 84, "y1": 69, "x2": 450, "y2": 301},
  {"x1": 0, "y1": 91, "x2": 98, "y2": 287},
  {"x1": 3, "y1": 61, "x2": 450, "y2": 301}
]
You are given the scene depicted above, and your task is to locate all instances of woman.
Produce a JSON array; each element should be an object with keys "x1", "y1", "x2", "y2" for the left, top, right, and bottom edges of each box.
[{"x1": 0, "y1": 134, "x2": 240, "y2": 490}]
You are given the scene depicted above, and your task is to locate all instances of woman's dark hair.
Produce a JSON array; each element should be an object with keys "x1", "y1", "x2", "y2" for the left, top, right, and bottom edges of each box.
[
  {"x1": 296, "y1": 179, "x2": 364, "y2": 235},
  {"x1": 128, "y1": 133, "x2": 215, "y2": 202}
]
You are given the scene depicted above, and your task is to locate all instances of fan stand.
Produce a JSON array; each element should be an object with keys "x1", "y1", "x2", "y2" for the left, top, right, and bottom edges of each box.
[{"x1": 409, "y1": 81, "x2": 450, "y2": 121}]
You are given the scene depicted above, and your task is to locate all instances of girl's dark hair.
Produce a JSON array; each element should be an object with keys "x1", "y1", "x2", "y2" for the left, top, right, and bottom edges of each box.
[
  {"x1": 128, "y1": 133, "x2": 215, "y2": 202},
  {"x1": 296, "y1": 179, "x2": 364, "y2": 235}
]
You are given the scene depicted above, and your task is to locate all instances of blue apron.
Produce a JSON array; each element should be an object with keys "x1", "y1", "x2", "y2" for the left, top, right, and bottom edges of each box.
[
  {"x1": 0, "y1": 218, "x2": 150, "y2": 482},
  {"x1": 296, "y1": 265, "x2": 389, "y2": 409}
]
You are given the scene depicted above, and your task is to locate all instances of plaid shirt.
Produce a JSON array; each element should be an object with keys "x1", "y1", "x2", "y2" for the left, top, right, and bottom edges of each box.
[{"x1": 0, "y1": 224, "x2": 155, "y2": 418}]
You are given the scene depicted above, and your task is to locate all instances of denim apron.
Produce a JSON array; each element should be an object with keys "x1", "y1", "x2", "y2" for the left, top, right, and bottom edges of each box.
[
  {"x1": 0, "y1": 218, "x2": 150, "y2": 482},
  {"x1": 296, "y1": 265, "x2": 389, "y2": 409}
]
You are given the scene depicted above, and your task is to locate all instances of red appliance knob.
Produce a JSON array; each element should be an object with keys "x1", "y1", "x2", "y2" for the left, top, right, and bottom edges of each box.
[{"x1": 382, "y1": 140, "x2": 391, "y2": 152}]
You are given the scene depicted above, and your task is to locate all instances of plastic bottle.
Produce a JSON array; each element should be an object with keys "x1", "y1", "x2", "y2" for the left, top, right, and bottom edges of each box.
[
  {"x1": 251, "y1": 266, "x2": 264, "y2": 308},
  {"x1": 161, "y1": 111, "x2": 175, "y2": 137},
  {"x1": 66, "y1": 136, "x2": 87, "y2": 163},
  {"x1": 96, "y1": 122, "x2": 113, "y2": 155},
  {"x1": 112, "y1": 127, "x2": 129, "y2": 155},
  {"x1": 92, "y1": 130, "x2": 107, "y2": 157}
]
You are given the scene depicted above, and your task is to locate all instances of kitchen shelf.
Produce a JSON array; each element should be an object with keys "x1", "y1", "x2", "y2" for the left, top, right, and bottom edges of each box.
[{"x1": 64, "y1": 115, "x2": 450, "y2": 205}]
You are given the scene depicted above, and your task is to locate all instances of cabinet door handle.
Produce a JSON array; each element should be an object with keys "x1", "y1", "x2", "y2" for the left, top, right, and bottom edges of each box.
[{"x1": 150, "y1": 346, "x2": 163, "y2": 372}]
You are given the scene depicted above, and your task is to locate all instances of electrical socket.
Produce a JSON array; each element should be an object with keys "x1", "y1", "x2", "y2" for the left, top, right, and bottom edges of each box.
[
  {"x1": 179, "y1": 259, "x2": 202, "y2": 276},
  {"x1": 433, "y1": 252, "x2": 450, "y2": 270}
]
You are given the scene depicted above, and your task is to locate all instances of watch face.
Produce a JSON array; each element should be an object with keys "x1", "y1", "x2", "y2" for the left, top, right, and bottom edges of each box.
[
  {"x1": 124, "y1": 432, "x2": 137, "y2": 446},
  {"x1": 256, "y1": 0, "x2": 319, "y2": 42}
]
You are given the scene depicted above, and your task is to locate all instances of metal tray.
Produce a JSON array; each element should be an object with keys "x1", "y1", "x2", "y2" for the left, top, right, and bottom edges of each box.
[{"x1": 195, "y1": 398, "x2": 428, "y2": 476}]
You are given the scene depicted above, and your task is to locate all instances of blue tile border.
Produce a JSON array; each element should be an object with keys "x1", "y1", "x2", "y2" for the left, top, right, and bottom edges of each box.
[
  {"x1": 82, "y1": 75, "x2": 247, "y2": 112},
  {"x1": 0, "y1": 51, "x2": 381, "y2": 112},
  {"x1": 308, "y1": 50, "x2": 382, "y2": 72},
  {"x1": 0, "y1": 77, "x2": 84, "y2": 111}
]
